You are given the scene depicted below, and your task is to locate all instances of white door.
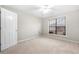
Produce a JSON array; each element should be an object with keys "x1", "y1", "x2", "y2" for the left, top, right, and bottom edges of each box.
[{"x1": 1, "y1": 8, "x2": 17, "y2": 51}]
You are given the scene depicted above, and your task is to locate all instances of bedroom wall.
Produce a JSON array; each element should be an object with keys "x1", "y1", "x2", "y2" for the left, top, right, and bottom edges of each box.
[
  {"x1": 42, "y1": 10, "x2": 79, "y2": 43},
  {"x1": 18, "y1": 13, "x2": 42, "y2": 42},
  {"x1": 0, "y1": 6, "x2": 42, "y2": 42},
  {"x1": 65, "y1": 10, "x2": 79, "y2": 42}
]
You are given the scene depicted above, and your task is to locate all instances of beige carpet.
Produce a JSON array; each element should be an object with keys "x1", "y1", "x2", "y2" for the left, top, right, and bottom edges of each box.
[{"x1": 1, "y1": 37, "x2": 79, "y2": 54}]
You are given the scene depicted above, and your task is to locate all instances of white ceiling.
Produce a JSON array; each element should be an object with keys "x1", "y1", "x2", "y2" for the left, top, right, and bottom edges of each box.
[{"x1": 1, "y1": 5, "x2": 79, "y2": 18}]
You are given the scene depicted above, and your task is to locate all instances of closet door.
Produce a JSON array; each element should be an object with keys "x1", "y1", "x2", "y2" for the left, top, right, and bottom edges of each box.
[{"x1": 1, "y1": 8, "x2": 17, "y2": 51}]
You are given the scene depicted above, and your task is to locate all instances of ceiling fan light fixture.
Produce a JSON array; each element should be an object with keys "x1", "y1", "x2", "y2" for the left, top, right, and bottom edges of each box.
[{"x1": 39, "y1": 5, "x2": 54, "y2": 14}]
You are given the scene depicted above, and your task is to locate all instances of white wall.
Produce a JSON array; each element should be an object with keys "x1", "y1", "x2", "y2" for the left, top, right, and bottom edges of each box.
[
  {"x1": 42, "y1": 18, "x2": 49, "y2": 35},
  {"x1": 65, "y1": 10, "x2": 79, "y2": 42},
  {"x1": 0, "y1": 6, "x2": 42, "y2": 42},
  {"x1": 42, "y1": 10, "x2": 79, "y2": 42},
  {"x1": 18, "y1": 13, "x2": 42, "y2": 41}
]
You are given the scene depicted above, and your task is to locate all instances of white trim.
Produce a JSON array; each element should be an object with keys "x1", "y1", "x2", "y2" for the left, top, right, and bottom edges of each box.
[
  {"x1": 63, "y1": 37, "x2": 79, "y2": 44},
  {"x1": 43, "y1": 35, "x2": 79, "y2": 44},
  {"x1": 18, "y1": 35, "x2": 40, "y2": 43}
]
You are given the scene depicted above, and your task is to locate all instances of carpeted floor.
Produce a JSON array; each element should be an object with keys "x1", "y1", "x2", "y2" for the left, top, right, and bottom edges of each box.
[{"x1": 1, "y1": 37, "x2": 79, "y2": 54}]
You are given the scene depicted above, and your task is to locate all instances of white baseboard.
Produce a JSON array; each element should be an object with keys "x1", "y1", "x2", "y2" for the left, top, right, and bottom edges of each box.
[
  {"x1": 18, "y1": 35, "x2": 40, "y2": 43},
  {"x1": 43, "y1": 34, "x2": 79, "y2": 44},
  {"x1": 64, "y1": 38, "x2": 79, "y2": 44},
  {"x1": 18, "y1": 34, "x2": 79, "y2": 44}
]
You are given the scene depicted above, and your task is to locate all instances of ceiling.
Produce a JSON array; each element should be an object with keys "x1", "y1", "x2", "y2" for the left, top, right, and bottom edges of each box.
[{"x1": 1, "y1": 5, "x2": 79, "y2": 18}]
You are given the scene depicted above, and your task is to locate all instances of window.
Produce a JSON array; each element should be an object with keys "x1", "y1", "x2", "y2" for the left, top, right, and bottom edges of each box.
[
  {"x1": 49, "y1": 16, "x2": 66, "y2": 35},
  {"x1": 49, "y1": 18, "x2": 56, "y2": 34}
]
